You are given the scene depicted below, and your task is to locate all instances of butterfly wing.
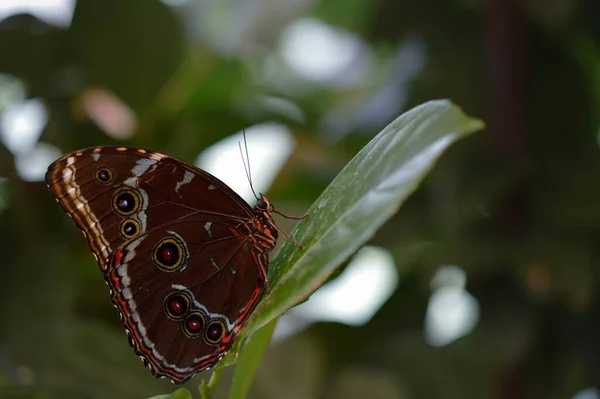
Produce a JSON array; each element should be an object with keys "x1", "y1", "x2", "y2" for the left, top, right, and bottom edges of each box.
[{"x1": 45, "y1": 146, "x2": 270, "y2": 383}]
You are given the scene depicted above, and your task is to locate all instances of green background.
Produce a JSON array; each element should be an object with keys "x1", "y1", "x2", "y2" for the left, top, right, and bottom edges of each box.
[{"x1": 1, "y1": 0, "x2": 600, "y2": 398}]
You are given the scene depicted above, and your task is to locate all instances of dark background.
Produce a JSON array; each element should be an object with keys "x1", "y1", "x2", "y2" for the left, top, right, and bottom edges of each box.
[{"x1": 1, "y1": 0, "x2": 600, "y2": 398}]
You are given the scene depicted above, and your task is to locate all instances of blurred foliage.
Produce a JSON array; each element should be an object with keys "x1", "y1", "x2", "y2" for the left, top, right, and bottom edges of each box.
[{"x1": 0, "y1": 0, "x2": 599, "y2": 398}]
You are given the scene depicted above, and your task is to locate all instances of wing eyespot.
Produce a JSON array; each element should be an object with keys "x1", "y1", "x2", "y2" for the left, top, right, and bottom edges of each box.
[
  {"x1": 112, "y1": 188, "x2": 141, "y2": 216},
  {"x1": 164, "y1": 291, "x2": 191, "y2": 320},
  {"x1": 152, "y1": 235, "x2": 188, "y2": 272},
  {"x1": 95, "y1": 167, "x2": 114, "y2": 184},
  {"x1": 204, "y1": 320, "x2": 226, "y2": 345},
  {"x1": 182, "y1": 311, "x2": 206, "y2": 338},
  {"x1": 119, "y1": 218, "x2": 141, "y2": 239}
]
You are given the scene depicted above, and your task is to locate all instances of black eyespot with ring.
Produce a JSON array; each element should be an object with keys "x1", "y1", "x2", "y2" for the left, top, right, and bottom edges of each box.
[
  {"x1": 163, "y1": 291, "x2": 191, "y2": 321},
  {"x1": 183, "y1": 311, "x2": 206, "y2": 338},
  {"x1": 152, "y1": 234, "x2": 188, "y2": 272},
  {"x1": 112, "y1": 188, "x2": 141, "y2": 216},
  {"x1": 204, "y1": 319, "x2": 226, "y2": 345},
  {"x1": 95, "y1": 167, "x2": 114, "y2": 184},
  {"x1": 119, "y1": 218, "x2": 141, "y2": 239}
]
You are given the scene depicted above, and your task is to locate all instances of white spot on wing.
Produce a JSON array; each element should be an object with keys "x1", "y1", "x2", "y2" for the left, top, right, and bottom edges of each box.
[
  {"x1": 137, "y1": 188, "x2": 149, "y2": 233},
  {"x1": 175, "y1": 170, "x2": 194, "y2": 193},
  {"x1": 204, "y1": 221, "x2": 212, "y2": 238},
  {"x1": 208, "y1": 184, "x2": 216, "y2": 190},
  {"x1": 91, "y1": 153, "x2": 100, "y2": 162},
  {"x1": 62, "y1": 168, "x2": 73, "y2": 180},
  {"x1": 124, "y1": 177, "x2": 138, "y2": 188},
  {"x1": 138, "y1": 212, "x2": 147, "y2": 233},
  {"x1": 117, "y1": 263, "x2": 128, "y2": 276},
  {"x1": 124, "y1": 236, "x2": 145, "y2": 263},
  {"x1": 132, "y1": 312, "x2": 146, "y2": 336},
  {"x1": 149, "y1": 152, "x2": 166, "y2": 161},
  {"x1": 131, "y1": 158, "x2": 157, "y2": 177}
]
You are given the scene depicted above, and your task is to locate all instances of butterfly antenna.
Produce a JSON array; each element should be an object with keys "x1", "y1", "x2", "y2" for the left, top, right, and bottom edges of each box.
[{"x1": 238, "y1": 129, "x2": 259, "y2": 200}]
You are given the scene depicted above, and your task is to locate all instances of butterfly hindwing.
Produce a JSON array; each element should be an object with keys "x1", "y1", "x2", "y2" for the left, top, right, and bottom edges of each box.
[{"x1": 108, "y1": 220, "x2": 265, "y2": 382}]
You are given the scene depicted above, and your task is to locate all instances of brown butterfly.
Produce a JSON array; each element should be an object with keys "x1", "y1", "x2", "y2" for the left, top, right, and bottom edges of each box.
[{"x1": 45, "y1": 145, "x2": 306, "y2": 383}]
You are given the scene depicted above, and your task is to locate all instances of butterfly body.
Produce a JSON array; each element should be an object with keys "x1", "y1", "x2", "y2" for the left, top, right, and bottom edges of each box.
[{"x1": 45, "y1": 146, "x2": 281, "y2": 383}]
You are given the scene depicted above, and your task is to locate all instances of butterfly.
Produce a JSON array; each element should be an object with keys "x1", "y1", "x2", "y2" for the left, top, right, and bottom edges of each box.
[{"x1": 45, "y1": 145, "x2": 306, "y2": 383}]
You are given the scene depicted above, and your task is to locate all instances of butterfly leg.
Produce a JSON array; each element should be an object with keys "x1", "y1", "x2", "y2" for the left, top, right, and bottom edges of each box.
[
  {"x1": 274, "y1": 209, "x2": 309, "y2": 220},
  {"x1": 277, "y1": 228, "x2": 305, "y2": 250}
]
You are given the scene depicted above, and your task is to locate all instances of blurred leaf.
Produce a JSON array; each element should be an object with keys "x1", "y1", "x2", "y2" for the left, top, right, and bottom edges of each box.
[
  {"x1": 228, "y1": 319, "x2": 278, "y2": 399},
  {"x1": 149, "y1": 387, "x2": 192, "y2": 399},
  {"x1": 70, "y1": 0, "x2": 183, "y2": 112},
  {"x1": 0, "y1": 15, "x2": 66, "y2": 95},
  {"x1": 314, "y1": 0, "x2": 374, "y2": 31},
  {"x1": 217, "y1": 100, "x2": 484, "y2": 368}
]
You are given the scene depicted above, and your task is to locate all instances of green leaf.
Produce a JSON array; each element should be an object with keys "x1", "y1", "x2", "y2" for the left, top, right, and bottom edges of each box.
[
  {"x1": 148, "y1": 387, "x2": 193, "y2": 399},
  {"x1": 228, "y1": 319, "x2": 278, "y2": 399},
  {"x1": 218, "y1": 100, "x2": 484, "y2": 369}
]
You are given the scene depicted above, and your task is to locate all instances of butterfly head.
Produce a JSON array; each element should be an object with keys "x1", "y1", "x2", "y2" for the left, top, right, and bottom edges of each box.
[
  {"x1": 253, "y1": 194, "x2": 308, "y2": 251},
  {"x1": 256, "y1": 194, "x2": 274, "y2": 213}
]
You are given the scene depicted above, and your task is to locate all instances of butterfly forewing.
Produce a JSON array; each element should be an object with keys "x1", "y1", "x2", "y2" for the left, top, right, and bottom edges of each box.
[
  {"x1": 45, "y1": 147, "x2": 254, "y2": 265},
  {"x1": 45, "y1": 146, "x2": 275, "y2": 383}
]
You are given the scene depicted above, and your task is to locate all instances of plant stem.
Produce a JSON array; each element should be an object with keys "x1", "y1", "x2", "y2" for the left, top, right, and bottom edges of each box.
[{"x1": 199, "y1": 368, "x2": 223, "y2": 399}]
